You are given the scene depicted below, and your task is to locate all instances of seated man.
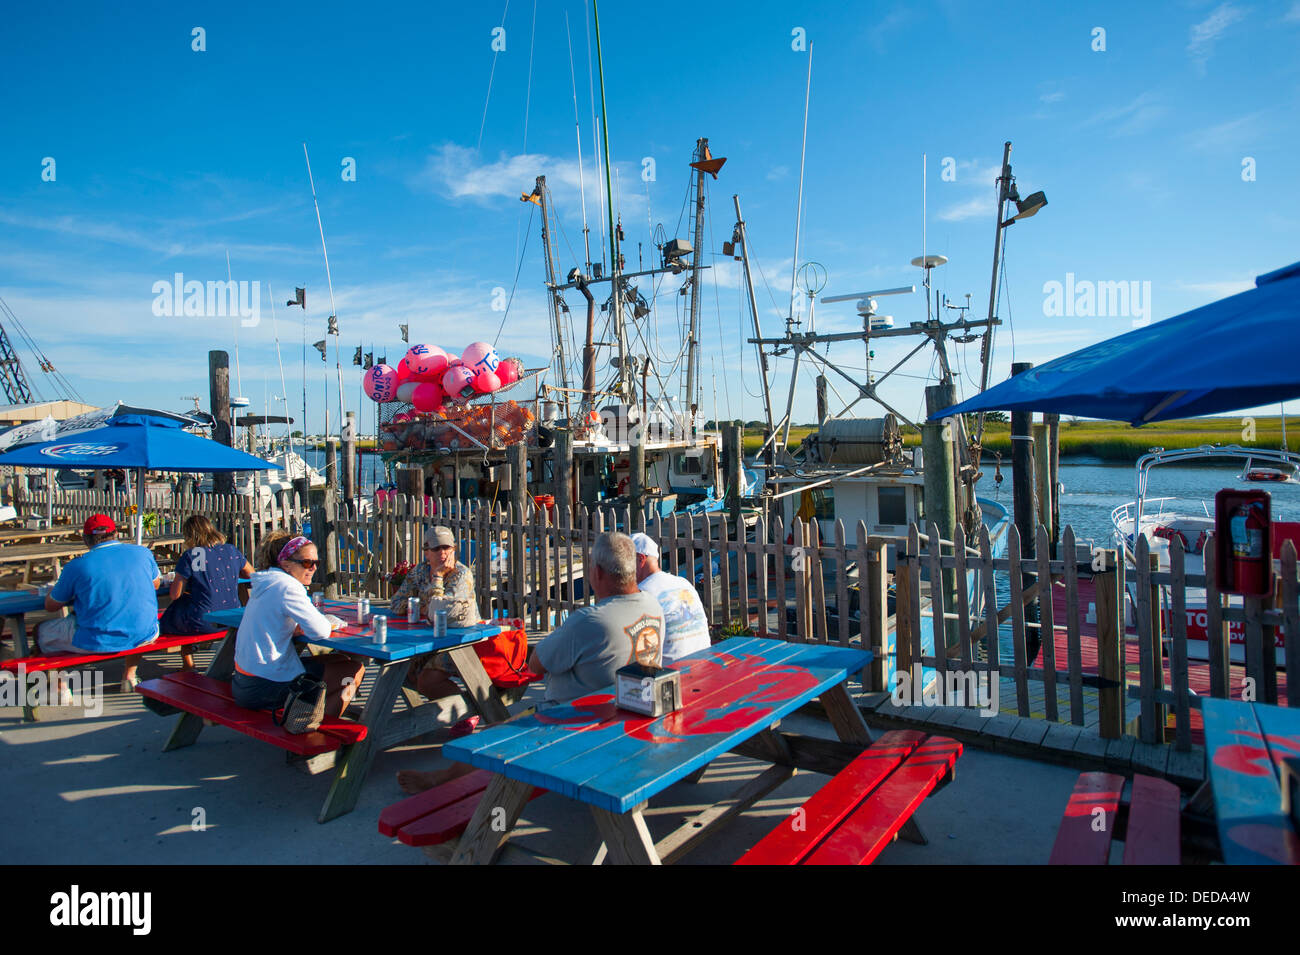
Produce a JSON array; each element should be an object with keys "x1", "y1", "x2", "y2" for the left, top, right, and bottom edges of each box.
[
  {"x1": 529, "y1": 531, "x2": 665, "y2": 703},
  {"x1": 396, "y1": 531, "x2": 664, "y2": 795},
  {"x1": 629, "y1": 532, "x2": 712, "y2": 664},
  {"x1": 38, "y1": 514, "x2": 162, "y2": 691}
]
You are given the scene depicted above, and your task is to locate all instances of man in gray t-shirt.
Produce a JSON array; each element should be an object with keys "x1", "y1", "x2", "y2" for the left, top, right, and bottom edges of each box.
[{"x1": 532, "y1": 532, "x2": 665, "y2": 703}]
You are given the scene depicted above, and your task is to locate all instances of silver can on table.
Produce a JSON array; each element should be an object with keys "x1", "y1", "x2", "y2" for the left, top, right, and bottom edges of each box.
[
  {"x1": 407, "y1": 597, "x2": 420, "y2": 624},
  {"x1": 373, "y1": 615, "x2": 388, "y2": 644}
]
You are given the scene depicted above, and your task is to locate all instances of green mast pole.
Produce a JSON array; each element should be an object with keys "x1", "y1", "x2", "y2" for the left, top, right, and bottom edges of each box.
[{"x1": 592, "y1": 0, "x2": 625, "y2": 397}]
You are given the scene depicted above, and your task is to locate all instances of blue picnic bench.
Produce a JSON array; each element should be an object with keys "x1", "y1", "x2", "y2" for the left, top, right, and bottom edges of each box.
[{"x1": 380, "y1": 636, "x2": 937, "y2": 864}]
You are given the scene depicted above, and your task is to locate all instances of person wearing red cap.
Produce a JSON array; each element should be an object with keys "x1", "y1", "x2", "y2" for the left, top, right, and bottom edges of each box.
[{"x1": 38, "y1": 513, "x2": 163, "y2": 690}]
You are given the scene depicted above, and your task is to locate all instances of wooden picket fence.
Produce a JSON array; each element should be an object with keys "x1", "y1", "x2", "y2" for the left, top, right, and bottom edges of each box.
[
  {"x1": 17, "y1": 486, "x2": 306, "y2": 557},
  {"x1": 892, "y1": 520, "x2": 1300, "y2": 751}
]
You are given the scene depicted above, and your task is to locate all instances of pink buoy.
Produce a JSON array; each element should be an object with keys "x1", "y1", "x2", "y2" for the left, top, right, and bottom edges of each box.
[
  {"x1": 442, "y1": 364, "x2": 477, "y2": 402},
  {"x1": 405, "y1": 344, "x2": 450, "y2": 381},
  {"x1": 412, "y1": 382, "x2": 446, "y2": 412},
  {"x1": 472, "y1": 370, "x2": 501, "y2": 393},
  {"x1": 395, "y1": 361, "x2": 413, "y2": 383},
  {"x1": 461, "y1": 341, "x2": 501, "y2": 376},
  {"x1": 363, "y1": 364, "x2": 399, "y2": 402},
  {"x1": 496, "y1": 357, "x2": 522, "y2": 386}
]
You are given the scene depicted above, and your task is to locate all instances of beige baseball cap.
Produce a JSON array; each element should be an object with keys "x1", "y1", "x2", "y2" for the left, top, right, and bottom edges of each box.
[{"x1": 424, "y1": 526, "x2": 456, "y2": 549}]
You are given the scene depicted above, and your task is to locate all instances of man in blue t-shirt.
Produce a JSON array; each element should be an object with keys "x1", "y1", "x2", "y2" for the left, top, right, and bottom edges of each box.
[{"x1": 38, "y1": 514, "x2": 162, "y2": 690}]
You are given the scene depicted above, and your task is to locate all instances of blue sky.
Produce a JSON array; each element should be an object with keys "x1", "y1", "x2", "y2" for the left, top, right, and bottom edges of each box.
[{"x1": 1, "y1": 0, "x2": 1297, "y2": 433}]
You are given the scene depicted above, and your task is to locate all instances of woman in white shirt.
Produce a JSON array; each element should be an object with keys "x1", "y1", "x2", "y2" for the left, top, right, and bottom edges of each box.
[{"x1": 231, "y1": 533, "x2": 365, "y2": 723}]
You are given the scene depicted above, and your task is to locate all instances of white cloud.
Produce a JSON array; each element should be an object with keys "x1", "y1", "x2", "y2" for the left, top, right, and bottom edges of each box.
[
  {"x1": 1188, "y1": 111, "x2": 1266, "y2": 150},
  {"x1": 1082, "y1": 91, "x2": 1166, "y2": 136},
  {"x1": 1039, "y1": 90, "x2": 1065, "y2": 104},
  {"x1": 1188, "y1": 3, "x2": 1246, "y2": 72},
  {"x1": 1287, "y1": 1, "x2": 1300, "y2": 21},
  {"x1": 937, "y1": 196, "x2": 991, "y2": 222},
  {"x1": 1174, "y1": 278, "x2": 1253, "y2": 299}
]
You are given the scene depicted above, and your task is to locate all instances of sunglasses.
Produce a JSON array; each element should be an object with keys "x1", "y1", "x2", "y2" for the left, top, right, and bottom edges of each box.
[{"x1": 291, "y1": 557, "x2": 319, "y2": 570}]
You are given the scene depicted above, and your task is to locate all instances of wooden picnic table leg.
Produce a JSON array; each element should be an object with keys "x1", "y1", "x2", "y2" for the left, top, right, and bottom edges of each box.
[
  {"x1": 448, "y1": 773, "x2": 536, "y2": 864},
  {"x1": 317, "y1": 659, "x2": 407, "y2": 823},
  {"x1": 164, "y1": 627, "x2": 237, "y2": 751},
  {"x1": 444, "y1": 643, "x2": 511, "y2": 724},
  {"x1": 819, "y1": 680, "x2": 873, "y2": 746},
  {"x1": 589, "y1": 805, "x2": 661, "y2": 865},
  {"x1": 11, "y1": 611, "x2": 39, "y2": 722}
]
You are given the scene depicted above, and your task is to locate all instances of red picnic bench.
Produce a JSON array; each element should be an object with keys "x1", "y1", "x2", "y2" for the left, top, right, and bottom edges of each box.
[
  {"x1": 1049, "y1": 772, "x2": 1182, "y2": 865},
  {"x1": 137, "y1": 671, "x2": 367, "y2": 757},
  {"x1": 379, "y1": 769, "x2": 547, "y2": 859},
  {"x1": 735, "y1": 730, "x2": 962, "y2": 865},
  {"x1": 1, "y1": 627, "x2": 227, "y2": 721}
]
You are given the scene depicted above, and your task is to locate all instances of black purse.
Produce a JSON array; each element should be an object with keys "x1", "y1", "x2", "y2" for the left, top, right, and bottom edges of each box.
[{"x1": 274, "y1": 673, "x2": 327, "y2": 734}]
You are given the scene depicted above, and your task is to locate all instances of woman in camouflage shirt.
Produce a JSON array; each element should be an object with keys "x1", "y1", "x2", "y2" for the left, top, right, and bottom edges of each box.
[
  {"x1": 392, "y1": 525, "x2": 482, "y2": 703},
  {"x1": 388, "y1": 528, "x2": 477, "y2": 627}
]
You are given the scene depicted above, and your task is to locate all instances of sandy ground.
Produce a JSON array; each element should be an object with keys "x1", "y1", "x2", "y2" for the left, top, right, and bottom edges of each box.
[{"x1": 0, "y1": 644, "x2": 1088, "y2": 865}]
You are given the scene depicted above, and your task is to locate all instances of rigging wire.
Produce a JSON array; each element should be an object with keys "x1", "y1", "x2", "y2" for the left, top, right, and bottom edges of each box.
[
  {"x1": 491, "y1": 205, "x2": 535, "y2": 347},
  {"x1": 476, "y1": 0, "x2": 512, "y2": 152}
]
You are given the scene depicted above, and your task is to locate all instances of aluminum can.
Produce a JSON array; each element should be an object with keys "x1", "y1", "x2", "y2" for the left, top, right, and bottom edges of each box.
[
  {"x1": 407, "y1": 597, "x2": 420, "y2": 624},
  {"x1": 356, "y1": 598, "x2": 366, "y2": 623},
  {"x1": 434, "y1": 607, "x2": 449, "y2": 639},
  {"x1": 374, "y1": 615, "x2": 388, "y2": 644},
  {"x1": 312, "y1": 592, "x2": 323, "y2": 608}
]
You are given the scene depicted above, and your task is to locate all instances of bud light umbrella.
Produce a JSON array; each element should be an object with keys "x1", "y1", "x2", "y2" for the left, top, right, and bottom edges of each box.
[
  {"x1": 930, "y1": 261, "x2": 1300, "y2": 426},
  {"x1": 0, "y1": 411, "x2": 276, "y2": 544}
]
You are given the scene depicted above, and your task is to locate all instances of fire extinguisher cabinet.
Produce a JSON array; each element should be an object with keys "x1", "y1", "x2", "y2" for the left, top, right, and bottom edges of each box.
[{"x1": 1214, "y1": 489, "x2": 1272, "y2": 597}]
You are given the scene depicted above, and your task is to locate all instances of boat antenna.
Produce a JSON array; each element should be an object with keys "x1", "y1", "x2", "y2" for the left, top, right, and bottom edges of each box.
[
  {"x1": 226, "y1": 250, "x2": 244, "y2": 398},
  {"x1": 565, "y1": 10, "x2": 593, "y2": 273},
  {"x1": 303, "y1": 142, "x2": 346, "y2": 442},
  {"x1": 267, "y1": 283, "x2": 299, "y2": 480},
  {"x1": 788, "y1": 41, "x2": 813, "y2": 333}
]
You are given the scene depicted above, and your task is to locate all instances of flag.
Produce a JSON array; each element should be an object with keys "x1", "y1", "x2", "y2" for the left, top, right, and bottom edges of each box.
[
  {"x1": 520, "y1": 188, "x2": 541, "y2": 206},
  {"x1": 313, "y1": 340, "x2": 327, "y2": 361},
  {"x1": 287, "y1": 287, "x2": 305, "y2": 308},
  {"x1": 399, "y1": 324, "x2": 409, "y2": 343},
  {"x1": 352, "y1": 346, "x2": 362, "y2": 366},
  {"x1": 327, "y1": 315, "x2": 338, "y2": 335},
  {"x1": 377, "y1": 355, "x2": 386, "y2": 366},
  {"x1": 363, "y1": 352, "x2": 373, "y2": 370}
]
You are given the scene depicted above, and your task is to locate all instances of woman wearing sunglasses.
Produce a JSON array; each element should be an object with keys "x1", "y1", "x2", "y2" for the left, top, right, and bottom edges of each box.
[{"x1": 231, "y1": 531, "x2": 365, "y2": 727}]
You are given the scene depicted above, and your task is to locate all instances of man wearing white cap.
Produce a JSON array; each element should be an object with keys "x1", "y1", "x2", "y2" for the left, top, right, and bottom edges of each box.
[{"x1": 629, "y1": 532, "x2": 712, "y2": 663}]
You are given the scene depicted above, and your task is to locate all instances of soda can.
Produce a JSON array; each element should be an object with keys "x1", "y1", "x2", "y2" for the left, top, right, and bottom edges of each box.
[
  {"x1": 374, "y1": 615, "x2": 388, "y2": 644},
  {"x1": 407, "y1": 597, "x2": 420, "y2": 624},
  {"x1": 361, "y1": 597, "x2": 371, "y2": 616},
  {"x1": 313, "y1": 592, "x2": 324, "y2": 608},
  {"x1": 356, "y1": 598, "x2": 366, "y2": 623},
  {"x1": 434, "y1": 607, "x2": 448, "y2": 639}
]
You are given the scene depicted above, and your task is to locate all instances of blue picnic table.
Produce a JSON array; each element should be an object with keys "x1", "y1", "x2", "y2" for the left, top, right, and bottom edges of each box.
[
  {"x1": 1202, "y1": 697, "x2": 1300, "y2": 865},
  {"x1": 443, "y1": 635, "x2": 873, "y2": 864},
  {"x1": 193, "y1": 600, "x2": 508, "y2": 821}
]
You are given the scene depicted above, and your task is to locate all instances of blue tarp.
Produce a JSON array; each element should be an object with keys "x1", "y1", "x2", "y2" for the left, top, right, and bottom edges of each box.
[
  {"x1": 932, "y1": 261, "x2": 1300, "y2": 425},
  {"x1": 0, "y1": 413, "x2": 275, "y2": 471}
]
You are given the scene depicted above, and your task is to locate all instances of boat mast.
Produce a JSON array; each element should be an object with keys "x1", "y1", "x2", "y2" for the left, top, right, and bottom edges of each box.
[
  {"x1": 303, "y1": 142, "x2": 345, "y2": 442},
  {"x1": 975, "y1": 141, "x2": 1013, "y2": 443},
  {"x1": 565, "y1": 11, "x2": 593, "y2": 274},
  {"x1": 788, "y1": 43, "x2": 813, "y2": 332},
  {"x1": 536, "y1": 175, "x2": 572, "y2": 419},
  {"x1": 592, "y1": 0, "x2": 624, "y2": 399},
  {"x1": 684, "y1": 137, "x2": 709, "y2": 418},
  {"x1": 734, "y1": 194, "x2": 775, "y2": 447}
]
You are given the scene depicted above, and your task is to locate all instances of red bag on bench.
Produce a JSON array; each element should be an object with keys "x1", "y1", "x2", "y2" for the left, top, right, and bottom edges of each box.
[{"x1": 472, "y1": 626, "x2": 536, "y2": 689}]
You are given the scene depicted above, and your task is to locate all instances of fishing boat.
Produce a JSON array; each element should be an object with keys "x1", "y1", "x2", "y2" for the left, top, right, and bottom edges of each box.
[{"x1": 1111, "y1": 444, "x2": 1299, "y2": 665}]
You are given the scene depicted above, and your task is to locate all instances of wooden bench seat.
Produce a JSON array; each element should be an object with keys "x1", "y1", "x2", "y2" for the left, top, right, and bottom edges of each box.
[
  {"x1": 1, "y1": 630, "x2": 227, "y2": 673},
  {"x1": 379, "y1": 769, "x2": 545, "y2": 847},
  {"x1": 136, "y1": 672, "x2": 367, "y2": 757},
  {"x1": 735, "y1": 730, "x2": 962, "y2": 865},
  {"x1": 1049, "y1": 772, "x2": 1181, "y2": 865}
]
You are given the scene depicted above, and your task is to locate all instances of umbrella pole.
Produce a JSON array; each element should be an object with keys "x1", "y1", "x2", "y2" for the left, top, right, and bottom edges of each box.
[
  {"x1": 45, "y1": 468, "x2": 53, "y2": 527},
  {"x1": 136, "y1": 468, "x2": 145, "y2": 545}
]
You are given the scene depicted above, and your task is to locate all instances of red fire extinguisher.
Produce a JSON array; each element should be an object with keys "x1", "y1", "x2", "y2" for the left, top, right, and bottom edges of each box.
[{"x1": 1228, "y1": 502, "x2": 1268, "y2": 594}]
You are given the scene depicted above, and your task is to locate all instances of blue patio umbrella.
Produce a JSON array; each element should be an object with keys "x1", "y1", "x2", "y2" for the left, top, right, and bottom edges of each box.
[
  {"x1": 0, "y1": 412, "x2": 275, "y2": 543},
  {"x1": 931, "y1": 261, "x2": 1300, "y2": 425}
]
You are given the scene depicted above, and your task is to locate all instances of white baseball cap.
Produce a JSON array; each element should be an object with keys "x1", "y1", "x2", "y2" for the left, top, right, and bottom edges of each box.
[{"x1": 629, "y1": 532, "x2": 660, "y2": 559}]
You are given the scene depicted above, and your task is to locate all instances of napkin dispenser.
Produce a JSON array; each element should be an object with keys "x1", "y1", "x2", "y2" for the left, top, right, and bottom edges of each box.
[{"x1": 615, "y1": 663, "x2": 681, "y2": 717}]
